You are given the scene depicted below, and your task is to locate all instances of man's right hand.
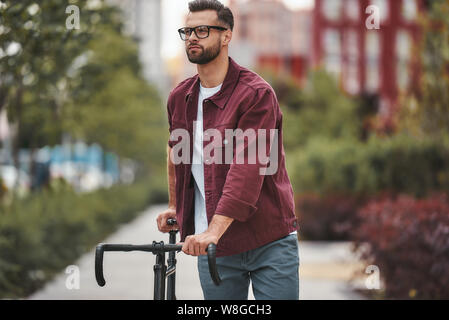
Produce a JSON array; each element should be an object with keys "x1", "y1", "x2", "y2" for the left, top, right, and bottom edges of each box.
[{"x1": 156, "y1": 207, "x2": 178, "y2": 233}]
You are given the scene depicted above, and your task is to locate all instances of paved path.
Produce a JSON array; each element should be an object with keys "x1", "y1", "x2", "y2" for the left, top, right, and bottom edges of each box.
[{"x1": 30, "y1": 204, "x2": 366, "y2": 300}]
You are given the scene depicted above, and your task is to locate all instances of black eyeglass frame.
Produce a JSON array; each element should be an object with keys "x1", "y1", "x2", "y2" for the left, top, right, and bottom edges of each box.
[{"x1": 178, "y1": 25, "x2": 228, "y2": 41}]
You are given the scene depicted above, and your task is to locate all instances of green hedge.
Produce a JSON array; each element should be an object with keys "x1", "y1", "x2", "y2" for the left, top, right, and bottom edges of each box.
[
  {"x1": 288, "y1": 134, "x2": 449, "y2": 198},
  {"x1": 0, "y1": 177, "x2": 167, "y2": 298}
]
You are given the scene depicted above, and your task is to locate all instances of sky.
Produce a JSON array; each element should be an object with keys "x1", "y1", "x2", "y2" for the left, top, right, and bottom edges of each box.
[{"x1": 161, "y1": 0, "x2": 315, "y2": 59}]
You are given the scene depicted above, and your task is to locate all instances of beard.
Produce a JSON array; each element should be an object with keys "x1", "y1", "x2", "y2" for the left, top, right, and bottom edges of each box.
[{"x1": 186, "y1": 39, "x2": 221, "y2": 65}]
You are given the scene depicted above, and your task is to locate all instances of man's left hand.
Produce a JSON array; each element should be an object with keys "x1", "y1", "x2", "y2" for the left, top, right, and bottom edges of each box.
[
  {"x1": 181, "y1": 231, "x2": 219, "y2": 256},
  {"x1": 180, "y1": 214, "x2": 234, "y2": 256}
]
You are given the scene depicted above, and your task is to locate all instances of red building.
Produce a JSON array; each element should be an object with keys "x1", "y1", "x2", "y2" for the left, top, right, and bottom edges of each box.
[
  {"x1": 228, "y1": 0, "x2": 312, "y2": 85},
  {"x1": 313, "y1": 0, "x2": 424, "y2": 119}
]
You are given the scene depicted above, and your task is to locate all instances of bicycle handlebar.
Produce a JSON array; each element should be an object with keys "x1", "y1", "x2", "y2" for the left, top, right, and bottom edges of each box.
[
  {"x1": 206, "y1": 243, "x2": 221, "y2": 286},
  {"x1": 95, "y1": 242, "x2": 221, "y2": 287}
]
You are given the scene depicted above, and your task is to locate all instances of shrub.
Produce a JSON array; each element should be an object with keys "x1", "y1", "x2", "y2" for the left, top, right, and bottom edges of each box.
[
  {"x1": 0, "y1": 179, "x2": 163, "y2": 298},
  {"x1": 295, "y1": 193, "x2": 365, "y2": 241},
  {"x1": 352, "y1": 193, "x2": 449, "y2": 299},
  {"x1": 288, "y1": 135, "x2": 449, "y2": 198},
  {"x1": 278, "y1": 70, "x2": 361, "y2": 150},
  {"x1": 0, "y1": 178, "x2": 7, "y2": 201},
  {"x1": 288, "y1": 134, "x2": 449, "y2": 241}
]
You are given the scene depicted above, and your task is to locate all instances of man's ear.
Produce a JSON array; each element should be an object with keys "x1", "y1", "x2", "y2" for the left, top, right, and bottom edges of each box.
[{"x1": 222, "y1": 30, "x2": 232, "y2": 46}]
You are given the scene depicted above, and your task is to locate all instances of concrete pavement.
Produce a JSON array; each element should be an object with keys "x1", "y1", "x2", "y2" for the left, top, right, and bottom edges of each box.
[{"x1": 29, "y1": 204, "x2": 366, "y2": 300}]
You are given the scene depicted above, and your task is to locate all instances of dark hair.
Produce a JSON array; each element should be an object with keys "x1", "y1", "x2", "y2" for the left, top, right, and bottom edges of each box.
[{"x1": 188, "y1": 0, "x2": 234, "y2": 31}]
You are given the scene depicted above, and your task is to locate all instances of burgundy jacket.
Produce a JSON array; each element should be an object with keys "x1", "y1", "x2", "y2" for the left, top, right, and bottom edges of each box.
[{"x1": 167, "y1": 57, "x2": 298, "y2": 257}]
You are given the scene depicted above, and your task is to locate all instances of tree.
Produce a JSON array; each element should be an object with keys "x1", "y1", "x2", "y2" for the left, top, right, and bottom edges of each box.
[
  {"x1": 63, "y1": 25, "x2": 167, "y2": 177},
  {"x1": 0, "y1": 0, "x2": 124, "y2": 185},
  {"x1": 399, "y1": 0, "x2": 449, "y2": 138},
  {"x1": 261, "y1": 70, "x2": 361, "y2": 150},
  {"x1": 0, "y1": 0, "x2": 166, "y2": 189}
]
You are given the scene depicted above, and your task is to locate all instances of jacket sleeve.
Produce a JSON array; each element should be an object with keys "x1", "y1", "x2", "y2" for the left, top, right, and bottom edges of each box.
[{"x1": 214, "y1": 88, "x2": 279, "y2": 222}]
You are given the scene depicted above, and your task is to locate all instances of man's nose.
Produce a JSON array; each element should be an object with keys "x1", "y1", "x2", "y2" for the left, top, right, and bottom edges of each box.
[{"x1": 188, "y1": 30, "x2": 200, "y2": 41}]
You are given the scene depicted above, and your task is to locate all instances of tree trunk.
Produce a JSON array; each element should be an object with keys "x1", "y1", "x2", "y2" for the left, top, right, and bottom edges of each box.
[
  {"x1": 11, "y1": 86, "x2": 23, "y2": 192},
  {"x1": 29, "y1": 147, "x2": 38, "y2": 191},
  {"x1": 0, "y1": 86, "x2": 7, "y2": 115}
]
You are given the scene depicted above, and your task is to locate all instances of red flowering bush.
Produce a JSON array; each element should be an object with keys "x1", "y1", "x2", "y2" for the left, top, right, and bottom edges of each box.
[
  {"x1": 296, "y1": 193, "x2": 366, "y2": 241},
  {"x1": 353, "y1": 193, "x2": 449, "y2": 299}
]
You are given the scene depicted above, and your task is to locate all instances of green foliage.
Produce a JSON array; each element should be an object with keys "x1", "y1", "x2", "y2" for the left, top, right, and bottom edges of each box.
[
  {"x1": 0, "y1": 179, "x2": 164, "y2": 298},
  {"x1": 288, "y1": 134, "x2": 449, "y2": 198},
  {"x1": 262, "y1": 70, "x2": 361, "y2": 150},
  {"x1": 399, "y1": 0, "x2": 449, "y2": 138},
  {"x1": 0, "y1": 0, "x2": 169, "y2": 300},
  {"x1": 0, "y1": 0, "x2": 124, "y2": 148},
  {"x1": 0, "y1": 0, "x2": 166, "y2": 177},
  {"x1": 64, "y1": 25, "x2": 167, "y2": 168},
  {"x1": 267, "y1": 69, "x2": 449, "y2": 198}
]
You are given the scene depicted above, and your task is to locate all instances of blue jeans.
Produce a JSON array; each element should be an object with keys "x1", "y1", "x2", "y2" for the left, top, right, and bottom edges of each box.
[{"x1": 197, "y1": 234, "x2": 300, "y2": 300}]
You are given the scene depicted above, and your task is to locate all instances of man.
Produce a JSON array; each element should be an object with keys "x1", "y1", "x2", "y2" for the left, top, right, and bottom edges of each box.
[{"x1": 157, "y1": 0, "x2": 299, "y2": 300}]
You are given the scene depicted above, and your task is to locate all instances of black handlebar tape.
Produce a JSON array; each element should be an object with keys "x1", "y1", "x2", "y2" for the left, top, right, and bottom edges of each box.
[
  {"x1": 95, "y1": 244, "x2": 106, "y2": 287},
  {"x1": 95, "y1": 244, "x2": 139, "y2": 287},
  {"x1": 207, "y1": 243, "x2": 222, "y2": 286}
]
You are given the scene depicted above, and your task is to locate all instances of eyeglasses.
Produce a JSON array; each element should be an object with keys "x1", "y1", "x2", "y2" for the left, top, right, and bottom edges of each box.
[{"x1": 178, "y1": 25, "x2": 228, "y2": 41}]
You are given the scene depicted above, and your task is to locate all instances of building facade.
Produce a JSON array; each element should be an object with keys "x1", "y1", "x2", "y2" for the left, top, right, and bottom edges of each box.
[
  {"x1": 228, "y1": 0, "x2": 312, "y2": 84},
  {"x1": 109, "y1": 0, "x2": 170, "y2": 96},
  {"x1": 312, "y1": 0, "x2": 424, "y2": 117}
]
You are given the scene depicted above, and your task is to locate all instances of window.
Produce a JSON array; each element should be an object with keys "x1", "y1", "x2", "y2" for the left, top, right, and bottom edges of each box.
[
  {"x1": 324, "y1": 29, "x2": 342, "y2": 76},
  {"x1": 365, "y1": 31, "x2": 380, "y2": 92},
  {"x1": 396, "y1": 30, "x2": 411, "y2": 91},
  {"x1": 344, "y1": 30, "x2": 360, "y2": 94},
  {"x1": 322, "y1": 0, "x2": 342, "y2": 20},
  {"x1": 402, "y1": 0, "x2": 418, "y2": 21},
  {"x1": 345, "y1": 0, "x2": 360, "y2": 21},
  {"x1": 370, "y1": 0, "x2": 389, "y2": 22}
]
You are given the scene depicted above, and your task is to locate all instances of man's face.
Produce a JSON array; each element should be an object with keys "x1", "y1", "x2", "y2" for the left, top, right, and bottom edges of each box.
[{"x1": 184, "y1": 10, "x2": 226, "y2": 65}]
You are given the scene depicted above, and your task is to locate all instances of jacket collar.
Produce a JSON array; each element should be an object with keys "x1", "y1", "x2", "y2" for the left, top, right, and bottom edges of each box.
[{"x1": 184, "y1": 57, "x2": 241, "y2": 109}]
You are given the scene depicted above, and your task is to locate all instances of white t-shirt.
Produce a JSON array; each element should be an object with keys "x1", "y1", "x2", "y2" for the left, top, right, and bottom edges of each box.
[{"x1": 192, "y1": 82, "x2": 222, "y2": 234}]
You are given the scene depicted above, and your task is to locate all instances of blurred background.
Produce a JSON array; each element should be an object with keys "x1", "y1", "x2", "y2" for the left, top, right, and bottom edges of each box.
[{"x1": 1, "y1": 0, "x2": 448, "y2": 300}]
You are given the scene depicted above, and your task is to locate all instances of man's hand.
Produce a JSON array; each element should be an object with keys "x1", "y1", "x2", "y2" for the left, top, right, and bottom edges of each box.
[
  {"x1": 182, "y1": 231, "x2": 219, "y2": 256},
  {"x1": 156, "y1": 207, "x2": 178, "y2": 233},
  {"x1": 181, "y1": 214, "x2": 233, "y2": 256}
]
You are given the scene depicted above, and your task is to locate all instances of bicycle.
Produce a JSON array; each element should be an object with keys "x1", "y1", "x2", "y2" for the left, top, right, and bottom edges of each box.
[{"x1": 94, "y1": 219, "x2": 221, "y2": 300}]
